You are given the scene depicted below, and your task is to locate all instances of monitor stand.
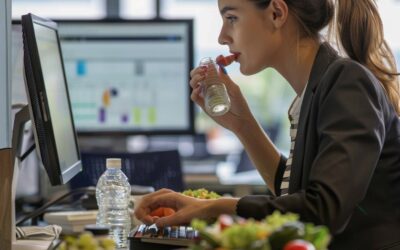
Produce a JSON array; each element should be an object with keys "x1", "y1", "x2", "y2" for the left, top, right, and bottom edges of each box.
[{"x1": 0, "y1": 106, "x2": 53, "y2": 250}]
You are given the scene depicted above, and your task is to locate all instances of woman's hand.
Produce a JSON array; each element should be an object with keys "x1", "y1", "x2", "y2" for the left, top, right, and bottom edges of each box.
[
  {"x1": 189, "y1": 62, "x2": 256, "y2": 134},
  {"x1": 134, "y1": 189, "x2": 213, "y2": 227},
  {"x1": 134, "y1": 189, "x2": 239, "y2": 228}
]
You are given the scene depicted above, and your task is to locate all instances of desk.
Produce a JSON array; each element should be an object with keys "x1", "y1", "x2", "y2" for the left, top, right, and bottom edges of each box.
[
  {"x1": 183, "y1": 161, "x2": 268, "y2": 197},
  {"x1": 13, "y1": 239, "x2": 56, "y2": 250}
]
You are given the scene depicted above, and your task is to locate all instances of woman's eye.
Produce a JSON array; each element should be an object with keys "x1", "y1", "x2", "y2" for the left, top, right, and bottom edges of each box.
[{"x1": 225, "y1": 16, "x2": 238, "y2": 24}]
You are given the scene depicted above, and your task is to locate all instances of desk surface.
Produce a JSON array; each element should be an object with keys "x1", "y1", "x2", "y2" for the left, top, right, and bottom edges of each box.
[
  {"x1": 183, "y1": 161, "x2": 268, "y2": 197},
  {"x1": 13, "y1": 239, "x2": 56, "y2": 250}
]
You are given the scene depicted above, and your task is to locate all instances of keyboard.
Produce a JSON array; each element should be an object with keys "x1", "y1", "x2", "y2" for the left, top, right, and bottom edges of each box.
[{"x1": 128, "y1": 224, "x2": 199, "y2": 250}]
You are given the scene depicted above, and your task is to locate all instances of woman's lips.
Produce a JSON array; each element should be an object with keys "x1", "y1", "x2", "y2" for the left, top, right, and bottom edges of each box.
[{"x1": 233, "y1": 53, "x2": 240, "y2": 61}]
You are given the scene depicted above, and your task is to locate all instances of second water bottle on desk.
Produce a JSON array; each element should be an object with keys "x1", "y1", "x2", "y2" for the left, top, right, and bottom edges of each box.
[{"x1": 96, "y1": 158, "x2": 131, "y2": 248}]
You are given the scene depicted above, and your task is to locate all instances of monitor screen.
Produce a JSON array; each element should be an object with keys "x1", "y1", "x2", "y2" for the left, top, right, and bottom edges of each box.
[
  {"x1": 56, "y1": 19, "x2": 195, "y2": 135},
  {"x1": 22, "y1": 13, "x2": 81, "y2": 185}
]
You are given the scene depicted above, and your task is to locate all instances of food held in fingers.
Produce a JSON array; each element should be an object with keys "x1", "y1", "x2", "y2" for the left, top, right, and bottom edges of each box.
[
  {"x1": 150, "y1": 207, "x2": 176, "y2": 217},
  {"x1": 216, "y1": 54, "x2": 237, "y2": 67}
]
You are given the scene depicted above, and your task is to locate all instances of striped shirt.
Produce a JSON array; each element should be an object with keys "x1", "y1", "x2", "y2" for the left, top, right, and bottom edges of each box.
[{"x1": 280, "y1": 87, "x2": 306, "y2": 196}]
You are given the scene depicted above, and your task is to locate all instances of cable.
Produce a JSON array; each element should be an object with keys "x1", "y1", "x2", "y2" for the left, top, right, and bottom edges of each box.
[
  {"x1": 16, "y1": 186, "x2": 96, "y2": 226},
  {"x1": 18, "y1": 143, "x2": 36, "y2": 162}
]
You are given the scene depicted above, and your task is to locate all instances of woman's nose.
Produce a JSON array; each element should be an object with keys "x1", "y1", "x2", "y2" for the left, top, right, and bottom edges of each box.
[{"x1": 218, "y1": 28, "x2": 230, "y2": 45}]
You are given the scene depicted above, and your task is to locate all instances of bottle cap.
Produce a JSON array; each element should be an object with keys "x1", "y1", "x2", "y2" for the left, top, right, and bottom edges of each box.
[
  {"x1": 199, "y1": 57, "x2": 214, "y2": 66},
  {"x1": 106, "y1": 158, "x2": 122, "y2": 169}
]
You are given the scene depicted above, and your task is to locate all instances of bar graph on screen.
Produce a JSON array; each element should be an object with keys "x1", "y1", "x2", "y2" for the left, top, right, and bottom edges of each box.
[{"x1": 56, "y1": 20, "x2": 194, "y2": 135}]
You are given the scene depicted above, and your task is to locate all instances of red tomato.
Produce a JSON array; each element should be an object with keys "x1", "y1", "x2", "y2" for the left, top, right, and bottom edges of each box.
[
  {"x1": 149, "y1": 207, "x2": 164, "y2": 217},
  {"x1": 163, "y1": 207, "x2": 176, "y2": 216},
  {"x1": 283, "y1": 240, "x2": 316, "y2": 250},
  {"x1": 149, "y1": 207, "x2": 176, "y2": 217},
  {"x1": 218, "y1": 214, "x2": 234, "y2": 231},
  {"x1": 216, "y1": 55, "x2": 228, "y2": 66},
  {"x1": 216, "y1": 54, "x2": 236, "y2": 67}
]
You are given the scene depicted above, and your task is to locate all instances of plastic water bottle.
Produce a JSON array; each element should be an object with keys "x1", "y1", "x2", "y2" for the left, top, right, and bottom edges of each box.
[
  {"x1": 199, "y1": 57, "x2": 231, "y2": 116},
  {"x1": 96, "y1": 158, "x2": 131, "y2": 248}
]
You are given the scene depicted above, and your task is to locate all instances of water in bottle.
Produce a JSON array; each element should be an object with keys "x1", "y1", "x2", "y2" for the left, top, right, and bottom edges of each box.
[
  {"x1": 96, "y1": 158, "x2": 131, "y2": 248},
  {"x1": 199, "y1": 57, "x2": 231, "y2": 116}
]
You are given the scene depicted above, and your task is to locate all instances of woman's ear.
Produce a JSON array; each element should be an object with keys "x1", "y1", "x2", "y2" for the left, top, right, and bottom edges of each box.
[{"x1": 269, "y1": 0, "x2": 288, "y2": 28}]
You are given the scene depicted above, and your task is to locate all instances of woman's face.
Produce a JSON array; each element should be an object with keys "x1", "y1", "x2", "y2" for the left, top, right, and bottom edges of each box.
[{"x1": 218, "y1": 0, "x2": 283, "y2": 75}]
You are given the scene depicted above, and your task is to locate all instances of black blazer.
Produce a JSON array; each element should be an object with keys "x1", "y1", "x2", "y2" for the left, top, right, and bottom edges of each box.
[{"x1": 236, "y1": 43, "x2": 400, "y2": 250}]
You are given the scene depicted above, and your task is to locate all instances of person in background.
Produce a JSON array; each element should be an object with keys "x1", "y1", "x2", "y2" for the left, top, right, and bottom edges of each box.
[{"x1": 135, "y1": 0, "x2": 400, "y2": 248}]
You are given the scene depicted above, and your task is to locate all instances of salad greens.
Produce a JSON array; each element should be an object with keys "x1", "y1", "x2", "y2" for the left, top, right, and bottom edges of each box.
[
  {"x1": 183, "y1": 188, "x2": 221, "y2": 199},
  {"x1": 190, "y1": 211, "x2": 331, "y2": 250}
]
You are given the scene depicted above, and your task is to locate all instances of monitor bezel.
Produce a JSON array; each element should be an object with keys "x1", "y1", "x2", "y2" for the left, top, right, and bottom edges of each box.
[
  {"x1": 21, "y1": 13, "x2": 82, "y2": 185},
  {"x1": 55, "y1": 18, "x2": 196, "y2": 136}
]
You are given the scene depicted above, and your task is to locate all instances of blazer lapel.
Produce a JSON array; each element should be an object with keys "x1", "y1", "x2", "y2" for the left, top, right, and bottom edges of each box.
[{"x1": 289, "y1": 43, "x2": 339, "y2": 193}]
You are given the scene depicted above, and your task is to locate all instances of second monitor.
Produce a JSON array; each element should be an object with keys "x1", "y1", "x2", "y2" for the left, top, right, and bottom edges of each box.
[{"x1": 57, "y1": 19, "x2": 194, "y2": 135}]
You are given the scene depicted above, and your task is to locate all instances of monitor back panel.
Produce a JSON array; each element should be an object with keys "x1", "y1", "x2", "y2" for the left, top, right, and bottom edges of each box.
[{"x1": 69, "y1": 150, "x2": 184, "y2": 192}]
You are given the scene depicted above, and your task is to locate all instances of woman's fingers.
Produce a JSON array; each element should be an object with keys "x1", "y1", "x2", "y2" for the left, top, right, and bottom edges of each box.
[
  {"x1": 139, "y1": 188, "x2": 174, "y2": 209},
  {"x1": 134, "y1": 189, "x2": 174, "y2": 224},
  {"x1": 155, "y1": 211, "x2": 188, "y2": 228},
  {"x1": 189, "y1": 66, "x2": 207, "y2": 89},
  {"x1": 189, "y1": 75, "x2": 205, "y2": 89},
  {"x1": 191, "y1": 86, "x2": 204, "y2": 104},
  {"x1": 136, "y1": 191, "x2": 196, "y2": 227},
  {"x1": 153, "y1": 193, "x2": 197, "y2": 227},
  {"x1": 190, "y1": 67, "x2": 206, "y2": 107},
  {"x1": 190, "y1": 66, "x2": 207, "y2": 78}
]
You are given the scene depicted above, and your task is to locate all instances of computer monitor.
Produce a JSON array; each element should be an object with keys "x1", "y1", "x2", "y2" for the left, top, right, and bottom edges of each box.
[
  {"x1": 55, "y1": 19, "x2": 195, "y2": 135},
  {"x1": 21, "y1": 13, "x2": 82, "y2": 185}
]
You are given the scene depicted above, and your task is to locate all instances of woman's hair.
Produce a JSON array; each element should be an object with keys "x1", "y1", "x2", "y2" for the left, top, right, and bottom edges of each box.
[{"x1": 250, "y1": 0, "x2": 400, "y2": 114}]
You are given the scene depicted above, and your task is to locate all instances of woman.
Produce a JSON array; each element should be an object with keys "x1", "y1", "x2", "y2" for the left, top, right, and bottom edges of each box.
[{"x1": 135, "y1": 0, "x2": 400, "y2": 248}]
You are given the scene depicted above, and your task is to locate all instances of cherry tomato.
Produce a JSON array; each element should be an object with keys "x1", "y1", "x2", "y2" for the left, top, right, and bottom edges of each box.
[
  {"x1": 163, "y1": 207, "x2": 176, "y2": 216},
  {"x1": 218, "y1": 214, "x2": 234, "y2": 231},
  {"x1": 283, "y1": 240, "x2": 316, "y2": 250},
  {"x1": 149, "y1": 207, "x2": 164, "y2": 217},
  {"x1": 216, "y1": 55, "x2": 228, "y2": 66},
  {"x1": 150, "y1": 207, "x2": 176, "y2": 217},
  {"x1": 216, "y1": 54, "x2": 236, "y2": 67}
]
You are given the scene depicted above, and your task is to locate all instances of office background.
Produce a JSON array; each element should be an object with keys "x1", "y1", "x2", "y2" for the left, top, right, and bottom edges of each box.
[
  {"x1": 11, "y1": 0, "x2": 400, "y2": 157},
  {"x1": 2, "y1": 2, "x2": 399, "y2": 248},
  {"x1": 8, "y1": 0, "x2": 400, "y2": 199}
]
